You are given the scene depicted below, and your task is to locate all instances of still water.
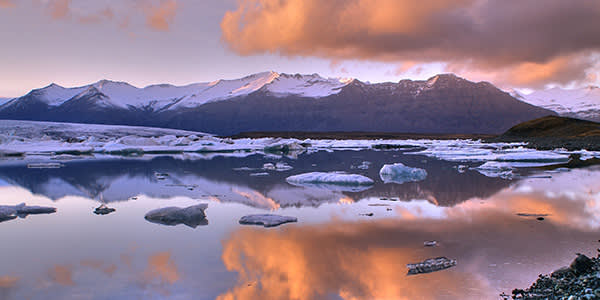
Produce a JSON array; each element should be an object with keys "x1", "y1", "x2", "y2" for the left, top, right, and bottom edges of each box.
[{"x1": 0, "y1": 150, "x2": 598, "y2": 300}]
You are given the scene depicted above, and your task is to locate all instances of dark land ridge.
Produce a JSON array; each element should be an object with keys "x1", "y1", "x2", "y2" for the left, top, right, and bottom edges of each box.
[{"x1": 490, "y1": 116, "x2": 600, "y2": 151}]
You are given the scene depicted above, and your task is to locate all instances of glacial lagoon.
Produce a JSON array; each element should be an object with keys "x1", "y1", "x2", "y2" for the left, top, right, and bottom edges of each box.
[{"x1": 0, "y1": 149, "x2": 599, "y2": 299}]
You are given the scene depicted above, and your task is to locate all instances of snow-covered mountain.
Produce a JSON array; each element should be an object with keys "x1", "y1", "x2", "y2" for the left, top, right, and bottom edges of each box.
[
  {"x1": 1, "y1": 71, "x2": 352, "y2": 112},
  {"x1": 510, "y1": 86, "x2": 600, "y2": 122},
  {"x1": 0, "y1": 72, "x2": 554, "y2": 135},
  {"x1": 0, "y1": 97, "x2": 11, "y2": 106}
]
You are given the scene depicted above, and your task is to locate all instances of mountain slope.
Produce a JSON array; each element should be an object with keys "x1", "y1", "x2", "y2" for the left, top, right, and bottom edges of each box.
[
  {"x1": 0, "y1": 72, "x2": 555, "y2": 135},
  {"x1": 512, "y1": 86, "x2": 600, "y2": 122}
]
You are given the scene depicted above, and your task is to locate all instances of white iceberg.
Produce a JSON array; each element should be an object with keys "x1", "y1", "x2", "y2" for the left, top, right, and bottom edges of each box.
[
  {"x1": 475, "y1": 161, "x2": 515, "y2": 179},
  {"x1": 286, "y1": 172, "x2": 374, "y2": 191},
  {"x1": 239, "y1": 214, "x2": 297, "y2": 227},
  {"x1": 144, "y1": 203, "x2": 208, "y2": 228},
  {"x1": 379, "y1": 163, "x2": 427, "y2": 184}
]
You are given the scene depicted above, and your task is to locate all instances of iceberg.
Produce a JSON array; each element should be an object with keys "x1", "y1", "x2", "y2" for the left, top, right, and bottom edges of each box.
[
  {"x1": 379, "y1": 163, "x2": 427, "y2": 184},
  {"x1": 94, "y1": 204, "x2": 116, "y2": 215},
  {"x1": 286, "y1": 172, "x2": 374, "y2": 191},
  {"x1": 407, "y1": 257, "x2": 457, "y2": 275},
  {"x1": 144, "y1": 204, "x2": 208, "y2": 228},
  {"x1": 239, "y1": 214, "x2": 297, "y2": 227},
  {"x1": 475, "y1": 161, "x2": 515, "y2": 179},
  {"x1": 0, "y1": 203, "x2": 57, "y2": 222}
]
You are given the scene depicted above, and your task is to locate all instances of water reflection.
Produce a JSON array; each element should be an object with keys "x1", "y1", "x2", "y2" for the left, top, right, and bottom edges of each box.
[
  {"x1": 0, "y1": 152, "x2": 597, "y2": 299},
  {"x1": 219, "y1": 169, "x2": 600, "y2": 299},
  {"x1": 0, "y1": 151, "x2": 513, "y2": 208}
]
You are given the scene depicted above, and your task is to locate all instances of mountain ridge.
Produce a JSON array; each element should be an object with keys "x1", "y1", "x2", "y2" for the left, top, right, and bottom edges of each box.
[
  {"x1": 510, "y1": 86, "x2": 600, "y2": 122},
  {"x1": 0, "y1": 72, "x2": 555, "y2": 135}
]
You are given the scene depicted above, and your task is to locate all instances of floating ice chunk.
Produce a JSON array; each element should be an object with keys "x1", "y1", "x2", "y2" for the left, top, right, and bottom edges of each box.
[
  {"x1": 239, "y1": 214, "x2": 297, "y2": 227},
  {"x1": 379, "y1": 163, "x2": 427, "y2": 184},
  {"x1": 27, "y1": 162, "x2": 64, "y2": 169},
  {"x1": 263, "y1": 162, "x2": 293, "y2": 171},
  {"x1": 424, "y1": 241, "x2": 438, "y2": 247},
  {"x1": 407, "y1": 257, "x2": 457, "y2": 275},
  {"x1": 353, "y1": 161, "x2": 371, "y2": 170},
  {"x1": 495, "y1": 151, "x2": 570, "y2": 163},
  {"x1": 286, "y1": 172, "x2": 374, "y2": 191},
  {"x1": 144, "y1": 204, "x2": 208, "y2": 228},
  {"x1": 475, "y1": 161, "x2": 515, "y2": 179},
  {"x1": 0, "y1": 203, "x2": 56, "y2": 222},
  {"x1": 250, "y1": 172, "x2": 270, "y2": 177},
  {"x1": 94, "y1": 204, "x2": 116, "y2": 215},
  {"x1": 117, "y1": 136, "x2": 160, "y2": 146}
]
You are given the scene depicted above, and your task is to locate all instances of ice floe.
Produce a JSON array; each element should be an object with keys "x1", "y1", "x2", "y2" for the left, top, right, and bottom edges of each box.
[
  {"x1": 379, "y1": 163, "x2": 427, "y2": 184},
  {"x1": 286, "y1": 172, "x2": 374, "y2": 192},
  {"x1": 144, "y1": 204, "x2": 208, "y2": 228},
  {"x1": 0, "y1": 120, "x2": 596, "y2": 170},
  {"x1": 94, "y1": 204, "x2": 116, "y2": 215},
  {"x1": 238, "y1": 214, "x2": 297, "y2": 227},
  {"x1": 0, "y1": 203, "x2": 57, "y2": 222},
  {"x1": 475, "y1": 161, "x2": 516, "y2": 179},
  {"x1": 407, "y1": 257, "x2": 457, "y2": 275}
]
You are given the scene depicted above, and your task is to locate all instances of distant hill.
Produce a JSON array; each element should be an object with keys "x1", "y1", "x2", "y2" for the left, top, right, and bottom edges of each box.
[
  {"x1": 494, "y1": 116, "x2": 600, "y2": 150},
  {"x1": 0, "y1": 72, "x2": 554, "y2": 135}
]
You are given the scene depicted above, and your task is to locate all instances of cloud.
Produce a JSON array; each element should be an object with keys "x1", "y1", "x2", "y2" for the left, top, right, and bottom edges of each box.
[
  {"x1": 221, "y1": 0, "x2": 600, "y2": 87},
  {"x1": 77, "y1": 7, "x2": 114, "y2": 24},
  {"x1": 49, "y1": 265, "x2": 74, "y2": 286},
  {"x1": 40, "y1": 0, "x2": 178, "y2": 32},
  {"x1": 0, "y1": 0, "x2": 15, "y2": 8},
  {"x1": 47, "y1": 0, "x2": 70, "y2": 19},
  {"x1": 143, "y1": 252, "x2": 180, "y2": 285},
  {"x1": 145, "y1": 0, "x2": 178, "y2": 31}
]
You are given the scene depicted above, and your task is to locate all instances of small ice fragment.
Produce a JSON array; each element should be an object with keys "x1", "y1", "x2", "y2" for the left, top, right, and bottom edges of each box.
[
  {"x1": 94, "y1": 204, "x2": 116, "y2": 215},
  {"x1": 27, "y1": 162, "x2": 64, "y2": 169},
  {"x1": 424, "y1": 241, "x2": 438, "y2": 247},
  {"x1": 407, "y1": 257, "x2": 457, "y2": 275},
  {"x1": 239, "y1": 214, "x2": 297, "y2": 227}
]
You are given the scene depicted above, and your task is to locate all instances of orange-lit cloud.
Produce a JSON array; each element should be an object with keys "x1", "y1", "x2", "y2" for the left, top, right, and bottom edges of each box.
[
  {"x1": 49, "y1": 265, "x2": 74, "y2": 286},
  {"x1": 145, "y1": 0, "x2": 178, "y2": 31},
  {"x1": 77, "y1": 7, "x2": 114, "y2": 24},
  {"x1": 0, "y1": 0, "x2": 15, "y2": 8},
  {"x1": 144, "y1": 252, "x2": 180, "y2": 285},
  {"x1": 0, "y1": 276, "x2": 18, "y2": 288},
  {"x1": 218, "y1": 172, "x2": 600, "y2": 300},
  {"x1": 221, "y1": 0, "x2": 600, "y2": 88},
  {"x1": 40, "y1": 0, "x2": 178, "y2": 32},
  {"x1": 218, "y1": 223, "x2": 495, "y2": 300},
  {"x1": 47, "y1": 0, "x2": 70, "y2": 19}
]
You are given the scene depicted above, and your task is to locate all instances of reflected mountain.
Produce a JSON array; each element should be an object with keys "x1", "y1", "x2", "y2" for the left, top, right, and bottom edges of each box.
[{"x1": 0, "y1": 150, "x2": 514, "y2": 208}]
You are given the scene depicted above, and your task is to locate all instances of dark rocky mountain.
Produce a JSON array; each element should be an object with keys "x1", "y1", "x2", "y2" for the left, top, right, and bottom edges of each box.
[{"x1": 0, "y1": 72, "x2": 555, "y2": 135}]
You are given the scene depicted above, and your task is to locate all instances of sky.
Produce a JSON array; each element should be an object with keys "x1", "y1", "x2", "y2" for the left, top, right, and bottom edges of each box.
[{"x1": 0, "y1": 0, "x2": 599, "y2": 97}]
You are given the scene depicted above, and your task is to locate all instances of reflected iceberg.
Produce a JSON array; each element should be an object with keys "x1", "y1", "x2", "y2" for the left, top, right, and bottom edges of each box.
[{"x1": 144, "y1": 204, "x2": 208, "y2": 228}]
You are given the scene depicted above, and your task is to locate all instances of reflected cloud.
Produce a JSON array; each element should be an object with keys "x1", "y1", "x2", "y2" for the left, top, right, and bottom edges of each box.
[
  {"x1": 49, "y1": 265, "x2": 74, "y2": 286},
  {"x1": 144, "y1": 252, "x2": 180, "y2": 285},
  {"x1": 219, "y1": 169, "x2": 600, "y2": 299}
]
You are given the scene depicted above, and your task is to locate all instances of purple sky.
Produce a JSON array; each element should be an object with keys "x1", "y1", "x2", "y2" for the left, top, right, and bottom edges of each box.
[{"x1": 0, "y1": 0, "x2": 598, "y2": 97}]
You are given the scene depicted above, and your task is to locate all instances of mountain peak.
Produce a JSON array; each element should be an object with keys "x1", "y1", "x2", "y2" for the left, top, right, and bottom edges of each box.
[{"x1": 93, "y1": 79, "x2": 135, "y2": 89}]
